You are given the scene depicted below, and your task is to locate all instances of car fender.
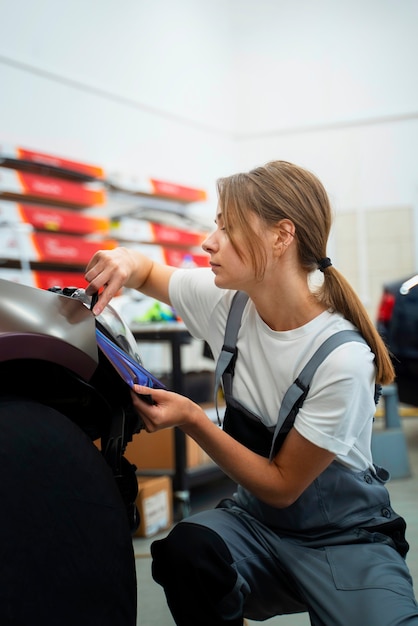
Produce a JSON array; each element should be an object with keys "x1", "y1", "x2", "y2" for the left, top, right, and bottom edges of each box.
[{"x1": 0, "y1": 331, "x2": 98, "y2": 381}]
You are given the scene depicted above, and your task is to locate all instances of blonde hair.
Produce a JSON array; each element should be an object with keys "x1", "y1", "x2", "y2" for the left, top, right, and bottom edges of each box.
[{"x1": 217, "y1": 160, "x2": 394, "y2": 385}]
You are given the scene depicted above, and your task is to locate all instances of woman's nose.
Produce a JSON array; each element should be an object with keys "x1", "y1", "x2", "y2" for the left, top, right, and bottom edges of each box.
[{"x1": 202, "y1": 231, "x2": 217, "y2": 253}]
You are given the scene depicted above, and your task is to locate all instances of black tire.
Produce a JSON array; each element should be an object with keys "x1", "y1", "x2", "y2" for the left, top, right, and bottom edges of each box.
[{"x1": 0, "y1": 397, "x2": 137, "y2": 626}]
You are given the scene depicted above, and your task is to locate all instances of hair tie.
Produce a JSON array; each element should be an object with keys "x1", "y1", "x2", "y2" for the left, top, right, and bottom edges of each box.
[{"x1": 318, "y1": 257, "x2": 332, "y2": 272}]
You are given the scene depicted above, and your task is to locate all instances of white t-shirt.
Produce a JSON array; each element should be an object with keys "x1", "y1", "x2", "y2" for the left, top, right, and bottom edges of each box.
[{"x1": 169, "y1": 268, "x2": 377, "y2": 472}]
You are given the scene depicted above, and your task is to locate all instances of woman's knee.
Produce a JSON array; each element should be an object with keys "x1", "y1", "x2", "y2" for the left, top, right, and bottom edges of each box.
[{"x1": 151, "y1": 521, "x2": 237, "y2": 595}]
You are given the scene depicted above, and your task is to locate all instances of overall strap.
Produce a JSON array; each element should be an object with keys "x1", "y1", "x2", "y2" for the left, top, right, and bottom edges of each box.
[
  {"x1": 269, "y1": 329, "x2": 367, "y2": 460},
  {"x1": 213, "y1": 291, "x2": 249, "y2": 424}
]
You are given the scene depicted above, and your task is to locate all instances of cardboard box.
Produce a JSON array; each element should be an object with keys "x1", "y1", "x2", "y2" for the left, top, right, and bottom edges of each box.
[
  {"x1": 0, "y1": 227, "x2": 116, "y2": 265},
  {"x1": 0, "y1": 201, "x2": 110, "y2": 235},
  {"x1": 125, "y1": 429, "x2": 203, "y2": 470},
  {"x1": 111, "y1": 218, "x2": 206, "y2": 247},
  {"x1": 108, "y1": 174, "x2": 207, "y2": 203},
  {"x1": 0, "y1": 267, "x2": 86, "y2": 290},
  {"x1": 134, "y1": 475, "x2": 173, "y2": 537},
  {"x1": 124, "y1": 242, "x2": 209, "y2": 268},
  {"x1": 0, "y1": 143, "x2": 105, "y2": 179},
  {"x1": 0, "y1": 167, "x2": 106, "y2": 208}
]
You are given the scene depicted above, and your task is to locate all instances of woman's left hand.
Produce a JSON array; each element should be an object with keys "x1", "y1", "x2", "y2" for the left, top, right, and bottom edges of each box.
[{"x1": 131, "y1": 385, "x2": 203, "y2": 433}]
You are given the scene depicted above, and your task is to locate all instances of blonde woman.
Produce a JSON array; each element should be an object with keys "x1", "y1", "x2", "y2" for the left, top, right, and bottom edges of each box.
[{"x1": 85, "y1": 161, "x2": 418, "y2": 625}]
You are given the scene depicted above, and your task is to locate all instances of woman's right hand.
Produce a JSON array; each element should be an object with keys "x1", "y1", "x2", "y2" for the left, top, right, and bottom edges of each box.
[
  {"x1": 85, "y1": 246, "x2": 176, "y2": 315},
  {"x1": 84, "y1": 247, "x2": 149, "y2": 315}
]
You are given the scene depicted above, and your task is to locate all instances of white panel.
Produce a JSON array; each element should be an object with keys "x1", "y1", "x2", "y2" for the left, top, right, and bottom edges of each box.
[{"x1": 232, "y1": 0, "x2": 418, "y2": 134}]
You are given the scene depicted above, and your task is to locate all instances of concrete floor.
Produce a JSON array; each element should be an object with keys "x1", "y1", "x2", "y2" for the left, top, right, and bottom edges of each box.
[{"x1": 133, "y1": 416, "x2": 418, "y2": 625}]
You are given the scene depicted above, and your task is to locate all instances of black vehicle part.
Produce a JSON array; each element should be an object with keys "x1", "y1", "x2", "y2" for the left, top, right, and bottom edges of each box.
[
  {"x1": 0, "y1": 397, "x2": 137, "y2": 626},
  {"x1": 377, "y1": 277, "x2": 418, "y2": 406},
  {"x1": 0, "y1": 279, "x2": 144, "y2": 532},
  {"x1": 0, "y1": 355, "x2": 141, "y2": 531}
]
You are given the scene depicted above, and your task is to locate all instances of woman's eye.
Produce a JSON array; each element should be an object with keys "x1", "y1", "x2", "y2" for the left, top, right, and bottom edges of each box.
[{"x1": 214, "y1": 216, "x2": 228, "y2": 233}]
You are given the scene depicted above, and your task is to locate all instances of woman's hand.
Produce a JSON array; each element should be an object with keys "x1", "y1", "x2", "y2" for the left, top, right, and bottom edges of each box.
[
  {"x1": 85, "y1": 248, "x2": 146, "y2": 315},
  {"x1": 85, "y1": 247, "x2": 175, "y2": 315},
  {"x1": 131, "y1": 390, "x2": 336, "y2": 510},
  {"x1": 131, "y1": 385, "x2": 204, "y2": 433}
]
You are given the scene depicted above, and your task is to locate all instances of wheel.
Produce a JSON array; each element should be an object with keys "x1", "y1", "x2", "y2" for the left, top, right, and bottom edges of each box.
[{"x1": 0, "y1": 397, "x2": 137, "y2": 626}]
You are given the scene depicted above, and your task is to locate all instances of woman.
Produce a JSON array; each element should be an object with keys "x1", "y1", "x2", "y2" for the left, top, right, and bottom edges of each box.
[{"x1": 85, "y1": 161, "x2": 418, "y2": 625}]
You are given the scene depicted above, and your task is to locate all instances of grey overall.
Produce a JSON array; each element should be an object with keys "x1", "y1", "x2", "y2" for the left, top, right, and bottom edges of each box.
[{"x1": 152, "y1": 293, "x2": 418, "y2": 625}]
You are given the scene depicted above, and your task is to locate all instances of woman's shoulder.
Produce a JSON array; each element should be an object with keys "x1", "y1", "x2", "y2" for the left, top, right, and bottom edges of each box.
[
  {"x1": 317, "y1": 311, "x2": 372, "y2": 354},
  {"x1": 316, "y1": 321, "x2": 374, "y2": 383},
  {"x1": 170, "y1": 268, "x2": 236, "y2": 311},
  {"x1": 284, "y1": 311, "x2": 375, "y2": 386},
  {"x1": 169, "y1": 268, "x2": 238, "y2": 340}
]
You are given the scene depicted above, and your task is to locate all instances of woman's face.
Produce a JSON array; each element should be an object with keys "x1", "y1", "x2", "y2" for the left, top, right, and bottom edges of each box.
[{"x1": 202, "y1": 209, "x2": 263, "y2": 290}]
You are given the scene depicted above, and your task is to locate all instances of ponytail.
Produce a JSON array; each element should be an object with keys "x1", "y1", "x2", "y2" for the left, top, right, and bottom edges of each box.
[{"x1": 319, "y1": 266, "x2": 395, "y2": 385}]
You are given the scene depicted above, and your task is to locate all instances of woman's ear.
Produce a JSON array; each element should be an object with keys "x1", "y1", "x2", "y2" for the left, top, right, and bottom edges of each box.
[{"x1": 277, "y1": 219, "x2": 295, "y2": 247}]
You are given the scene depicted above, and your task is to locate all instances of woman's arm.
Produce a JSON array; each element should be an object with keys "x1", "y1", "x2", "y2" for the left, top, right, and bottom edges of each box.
[
  {"x1": 132, "y1": 385, "x2": 336, "y2": 508},
  {"x1": 84, "y1": 247, "x2": 177, "y2": 315}
]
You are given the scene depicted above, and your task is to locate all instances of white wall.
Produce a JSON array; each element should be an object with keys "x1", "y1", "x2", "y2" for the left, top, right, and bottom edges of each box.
[
  {"x1": 231, "y1": 0, "x2": 418, "y2": 213},
  {"x1": 230, "y1": 0, "x2": 418, "y2": 317},
  {"x1": 232, "y1": 0, "x2": 418, "y2": 133},
  {"x1": 2, "y1": 0, "x2": 417, "y2": 202},
  {"x1": 0, "y1": 0, "x2": 236, "y2": 217},
  {"x1": 1, "y1": 0, "x2": 418, "y2": 313}
]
